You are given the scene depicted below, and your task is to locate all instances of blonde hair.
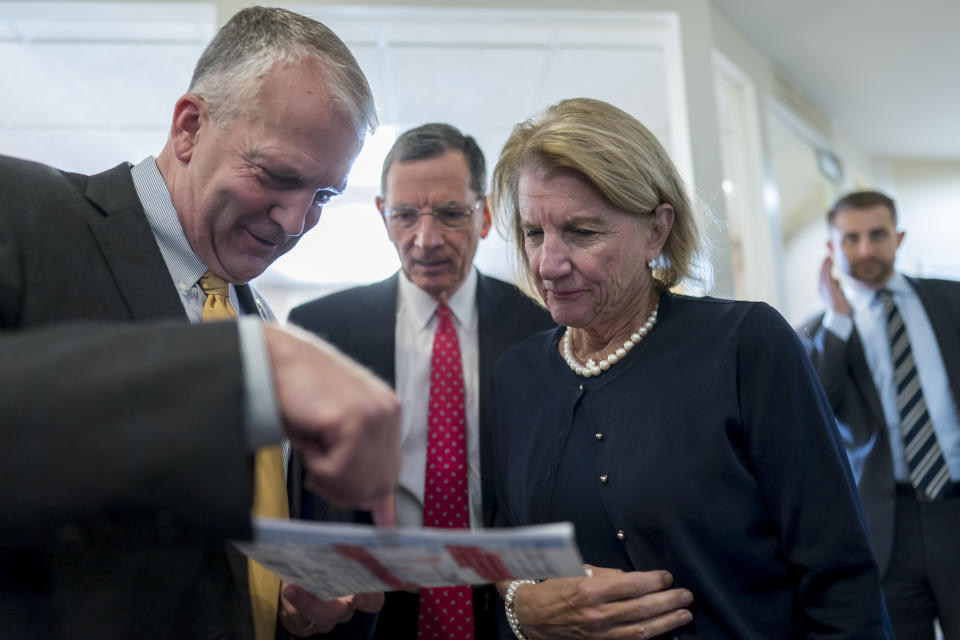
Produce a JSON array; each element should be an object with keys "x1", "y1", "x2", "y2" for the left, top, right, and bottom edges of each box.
[{"x1": 491, "y1": 98, "x2": 708, "y2": 301}]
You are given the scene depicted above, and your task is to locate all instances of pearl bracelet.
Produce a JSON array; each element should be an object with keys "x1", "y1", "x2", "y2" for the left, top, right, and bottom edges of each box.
[{"x1": 504, "y1": 579, "x2": 539, "y2": 640}]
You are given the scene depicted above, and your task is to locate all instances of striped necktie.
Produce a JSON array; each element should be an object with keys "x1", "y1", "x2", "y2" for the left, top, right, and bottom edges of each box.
[
  {"x1": 879, "y1": 289, "x2": 951, "y2": 500},
  {"x1": 198, "y1": 270, "x2": 289, "y2": 639}
]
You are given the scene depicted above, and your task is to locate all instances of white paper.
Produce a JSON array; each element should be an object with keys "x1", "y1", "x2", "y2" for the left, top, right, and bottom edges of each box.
[{"x1": 233, "y1": 518, "x2": 585, "y2": 599}]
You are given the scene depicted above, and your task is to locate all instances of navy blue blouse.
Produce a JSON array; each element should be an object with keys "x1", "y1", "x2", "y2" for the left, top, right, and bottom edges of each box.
[{"x1": 492, "y1": 293, "x2": 892, "y2": 639}]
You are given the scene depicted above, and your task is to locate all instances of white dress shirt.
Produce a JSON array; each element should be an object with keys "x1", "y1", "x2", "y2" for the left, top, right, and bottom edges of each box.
[
  {"x1": 824, "y1": 272, "x2": 960, "y2": 481},
  {"x1": 394, "y1": 268, "x2": 482, "y2": 529}
]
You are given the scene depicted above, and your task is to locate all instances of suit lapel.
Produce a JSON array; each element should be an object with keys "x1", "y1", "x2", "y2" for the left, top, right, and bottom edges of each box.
[
  {"x1": 359, "y1": 274, "x2": 399, "y2": 387},
  {"x1": 910, "y1": 277, "x2": 960, "y2": 407},
  {"x1": 236, "y1": 283, "x2": 272, "y2": 321},
  {"x1": 84, "y1": 164, "x2": 185, "y2": 321},
  {"x1": 848, "y1": 326, "x2": 887, "y2": 428}
]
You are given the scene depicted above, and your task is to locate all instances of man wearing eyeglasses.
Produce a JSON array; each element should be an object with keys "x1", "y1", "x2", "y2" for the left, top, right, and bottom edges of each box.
[{"x1": 287, "y1": 123, "x2": 554, "y2": 639}]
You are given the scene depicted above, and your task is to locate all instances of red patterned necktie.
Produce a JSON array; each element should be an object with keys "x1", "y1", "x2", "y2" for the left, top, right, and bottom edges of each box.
[{"x1": 418, "y1": 304, "x2": 473, "y2": 639}]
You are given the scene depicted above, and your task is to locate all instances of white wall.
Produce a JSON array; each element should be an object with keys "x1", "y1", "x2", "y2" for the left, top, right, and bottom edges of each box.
[
  {"x1": 831, "y1": 128, "x2": 890, "y2": 193},
  {"x1": 709, "y1": 5, "x2": 891, "y2": 323},
  {"x1": 889, "y1": 159, "x2": 960, "y2": 280}
]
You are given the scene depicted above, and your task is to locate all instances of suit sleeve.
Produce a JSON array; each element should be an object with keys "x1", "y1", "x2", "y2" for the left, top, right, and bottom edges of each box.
[
  {"x1": 739, "y1": 305, "x2": 891, "y2": 638},
  {"x1": 287, "y1": 304, "x2": 321, "y2": 334},
  {"x1": 0, "y1": 321, "x2": 253, "y2": 548},
  {"x1": 489, "y1": 372, "x2": 510, "y2": 529},
  {"x1": 799, "y1": 316, "x2": 855, "y2": 413},
  {"x1": 0, "y1": 188, "x2": 24, "y2": 328},
  {"x1": 287, "y1": 306, "x2": 305, "y2": 327}
]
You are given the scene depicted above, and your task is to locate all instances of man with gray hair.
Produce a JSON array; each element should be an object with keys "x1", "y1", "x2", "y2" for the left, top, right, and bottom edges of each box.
[
  {"x1": 288, "y1": 123, "x2": 554, "y2": 639},
  {"x1": 0, "y1": 7, "x2": 398, "y2": 639}
]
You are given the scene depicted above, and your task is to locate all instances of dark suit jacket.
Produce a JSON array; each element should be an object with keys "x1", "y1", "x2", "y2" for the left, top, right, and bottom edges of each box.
[
  {"x1": 799, "y1": 276, "x2": 960, "y2": 577},
  {"x1": 0, "y1": 154, "x2": 260, "y2": 639},
  {"x1": 287, "y1": 272, "x2": 554, "y2": 640}
]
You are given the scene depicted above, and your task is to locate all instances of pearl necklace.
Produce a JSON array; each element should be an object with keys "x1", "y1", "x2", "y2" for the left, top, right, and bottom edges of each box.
[{"x1": 563, "y1": 304, "x2": 659, "y2": 378}]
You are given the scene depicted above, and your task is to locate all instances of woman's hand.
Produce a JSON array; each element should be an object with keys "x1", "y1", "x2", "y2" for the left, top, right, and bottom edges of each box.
[{"x1": 502, "y1": 565, "x2": 693, "y2": 639}]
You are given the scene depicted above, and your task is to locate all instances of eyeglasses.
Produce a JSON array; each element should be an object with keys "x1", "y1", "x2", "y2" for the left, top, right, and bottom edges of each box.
[{"x1": 383, "y1": 200, "x2": 483, "y2": 231}]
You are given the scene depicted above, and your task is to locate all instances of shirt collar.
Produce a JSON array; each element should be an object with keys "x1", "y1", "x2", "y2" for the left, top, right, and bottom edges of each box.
[
  {"x1": 130, "y1": 156, "x2": 208, "y2": 288},
  {"x1": 397, "y1": 267, "x2": 478, "y2": 332},
  {"x1": 845, "y1": 271, "x2": 911, "y2": 312}
]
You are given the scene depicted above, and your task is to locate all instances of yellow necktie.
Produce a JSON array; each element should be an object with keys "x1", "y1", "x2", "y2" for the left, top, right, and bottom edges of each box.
[{"x1": 198, "y1": 270, "x2": 288, "y2": 640}]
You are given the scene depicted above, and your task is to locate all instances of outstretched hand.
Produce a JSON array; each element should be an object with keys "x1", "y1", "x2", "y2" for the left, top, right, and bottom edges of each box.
[
  {"x1": 263, "y1": 325, "x2": 401, "y2": 511},
  {"x1": 279, "y1": 582, "x2": 385, "y2": 637}
]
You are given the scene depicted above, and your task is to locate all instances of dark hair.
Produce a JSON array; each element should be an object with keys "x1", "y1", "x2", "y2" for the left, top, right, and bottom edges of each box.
[
  {"x1": 380, "y1": 123, "x2": 486, "y2": 197},
  {"x1": 827, "y1": 190, "x2": 897, "y2": 226}
]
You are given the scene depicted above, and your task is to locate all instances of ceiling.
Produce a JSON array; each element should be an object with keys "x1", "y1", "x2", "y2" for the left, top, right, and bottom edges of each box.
[
  {"x1": 713, "y1": 0, "x2": 960, "y2": 159},
  {"x1": 3, "y1": 0, "x2": 956, "y2": 163}
]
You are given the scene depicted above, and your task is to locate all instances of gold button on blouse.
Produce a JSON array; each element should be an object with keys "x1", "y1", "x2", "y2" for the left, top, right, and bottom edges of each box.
[
  {"x1": 594, "y1": 432, "x2": 604, "y2": 441},
  {"x1": 600, "y1": 474, "x2": 609, "y2": 484},
  {"x1": 616, "y1": 530, "x2": 626, "y2": 540}
]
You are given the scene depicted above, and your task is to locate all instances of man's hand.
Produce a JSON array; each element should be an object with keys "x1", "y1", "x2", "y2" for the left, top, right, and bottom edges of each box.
[
  {"x1": 263, "y1": 325, "x2": 401, "y2": 510},
  {"x1": 498, "y1": 565, "x2": 693, "y2": 639},
  {"x1": 819, "y1": 256, "x2": 852, "y2": 316},
  {"x1": 279, "y1": 582, "x2": 385, "y2": 636},
  {"x1": 369, "y1": 493, "x2": 396, "y2": 527}
]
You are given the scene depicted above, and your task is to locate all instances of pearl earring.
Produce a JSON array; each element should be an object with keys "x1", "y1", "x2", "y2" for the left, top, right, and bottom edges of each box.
[{"x1": 648, "y1": 257, "x2": 657, "y2": 269}]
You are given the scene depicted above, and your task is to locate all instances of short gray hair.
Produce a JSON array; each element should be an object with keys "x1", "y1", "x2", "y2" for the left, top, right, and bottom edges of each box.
[{"x1": 189, "y1": 6, "x2": 377, "y2": 138}]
